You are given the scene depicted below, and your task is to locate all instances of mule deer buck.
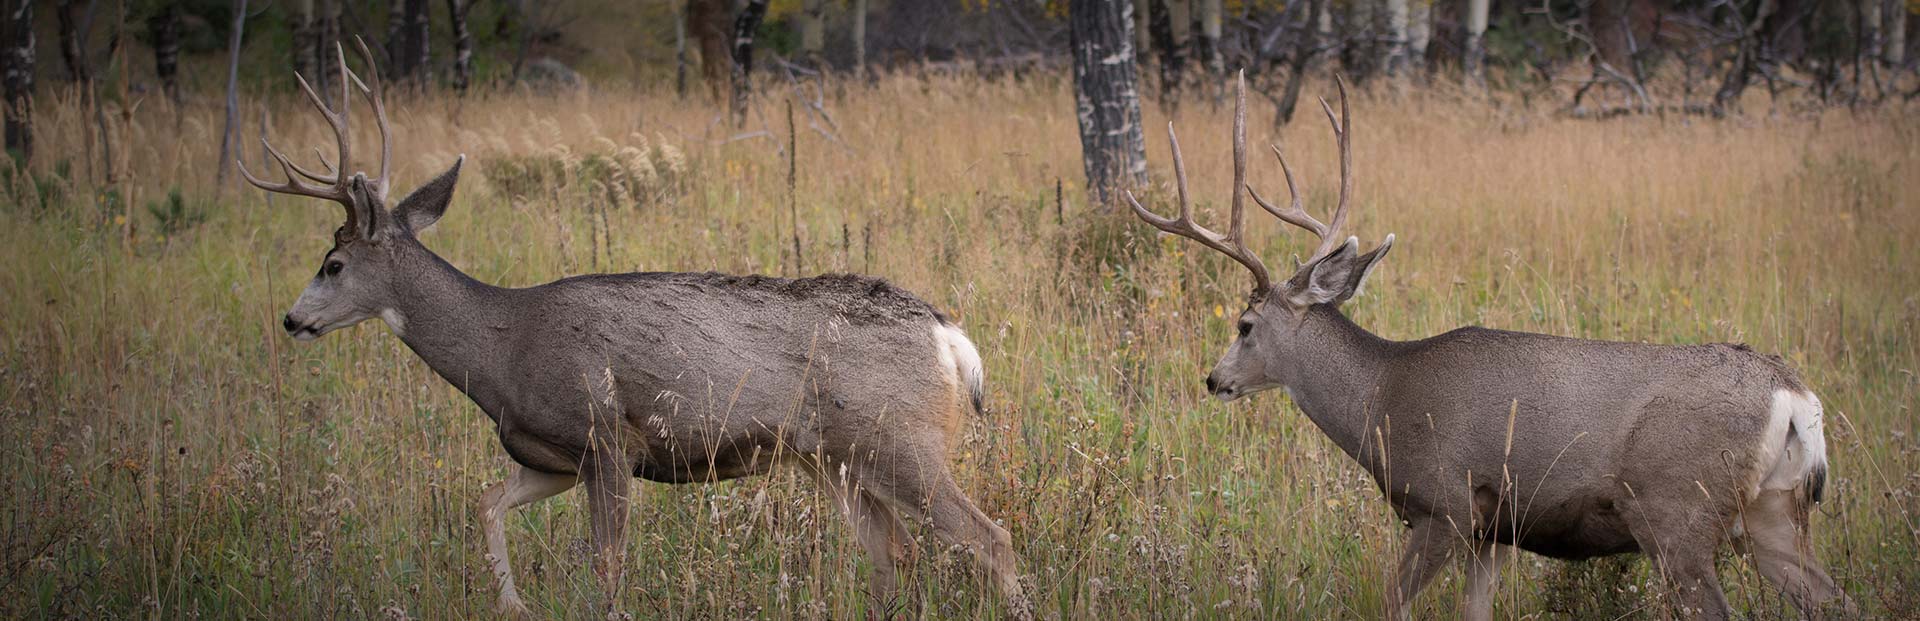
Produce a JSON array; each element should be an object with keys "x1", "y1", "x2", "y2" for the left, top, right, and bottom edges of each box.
[
  {"x1": 239, "y1": 40, "x2": 1028, "y2": 618},
  {"x1": 1128, "y1": 74, "x2": 1853, "y2": 620}
]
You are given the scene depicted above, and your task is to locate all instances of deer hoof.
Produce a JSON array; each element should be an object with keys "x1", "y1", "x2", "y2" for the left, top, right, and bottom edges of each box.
[{"x1": 496, "y1": 596, "x2": 532, "y2": 619}]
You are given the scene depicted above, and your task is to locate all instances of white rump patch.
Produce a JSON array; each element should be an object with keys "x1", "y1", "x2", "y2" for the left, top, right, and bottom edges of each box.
[
  {"x1": 380, "y1": 308, "x2": 407, "y2": 337},
  {"x1": 1753, "y1": 389, "x2": 1828, "y2": 495},
  {"x1": 932, "y1": 323, "x2": 985, "y2": 410}
]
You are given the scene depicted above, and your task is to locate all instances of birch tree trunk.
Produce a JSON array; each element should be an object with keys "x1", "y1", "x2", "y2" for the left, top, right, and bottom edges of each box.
[
  {"x1": 1168, "y1": 0, "x2": 1191, "y2": 57},
  {"x1": 315, "y1": 0, "x2": 338, "y2": 102},
  {"x1": 1149, "y1": 0, "x2": 1182, "y2": 109},
  {"x1": 57, "y1": 0, "x2": 89, "y2": 83},
  {"x1": 2, "y1": 0, "x2": 31, "y2": 162},
  {"x1": 1197, "y1": 0, "x2": 1223, "y2": 75},
  {"x1": 217, "y1": 0, "x2": 249, "y2": 191},
  {"x1": 1070, "y1": 0, "x2": 1148, "y2": 202},
  {"x1": 387, "y1": 0, "x2": 406, "y2": 78},
  {"x1": 405, "y1": 0, "x2": 429, "y2": 84},
  {"x1": 1168, "y1": 0, "x2": 1192, "y2": 99},
  {"x1": 1862, "y1": 0, "x2": 1882, "y2": 62},
  {"x1": 1276, "y1": 0, "x2": 1328, "y2": 126},
  {"x1": 1133, "y1": 0, "x2": 1151, "y2": 63},
  {"x1": 294, "y1": 0, "x2": 316, "y2": 80},
  {"x1": 1407, "y1": 0, "x2": 1430, "y2": 75},
  {"x1": 730, "y1": 0, "x2": 769, "y2": 128},
  {"x1": 1345, "y1": 0, "x2": 1375, "y2": 80},
  {"x1": 688, "y1": 0, "x2": 729, "y2": 101},
  {"x1": 448, "y1": 0, "x2": 472, "y2": 91},
  {"x1": 1463, "y1": 0, "x2": 1490, "y2": 86},
  {"x1": 1381, "y1": 0, "x2": 1409, "y2": 77},
  {"x1": 1887, "y1": 0, "x2": 1907, "y2": 67},
  {"x1": 149, "y1": 2, "x2": 181, "y2": 108},
  {"x1": 674, "y1": 2, "x2": 688, "y2": 96},
  {"x1": 799, "y1": 0, "x2": 825, "y2": 66},
  {"x1": 1314, "y1": 0, "x2": 1332, "y2": 70},
  {"x1": 853, "y1": 0, "x2": 867, "y2": 78}
]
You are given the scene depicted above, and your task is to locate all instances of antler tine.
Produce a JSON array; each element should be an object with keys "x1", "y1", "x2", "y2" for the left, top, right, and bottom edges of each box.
[
  {"x1": 1227, "y1": 70, "x2": 1248, "y2": 258},
  {"x1": 310, "y1": 148, "x2": 339, "y2": 178},
  {"x1": 1123, "y1": 72, "x2": 1273, "y2": 295},
  {"x1": 289, "y1": 71, "x2": 346, "y2": 184},
  {"x1": 1168, "y1": 122, "x2": 1193, "y2": 223},
  {"x1": 348, "y1": 36, "x2": 392, "y2": 203},
  {"x1": 1312, "y1": 75, "x2": 1355, "y2": 259},
  {"x1": 1247, "y1": 143, "x2": 1329, "y2": 240},
  {"x1": 237, "y1": 137, "x2": 351, "y2": 204},
  {"x1": 234, "y1": 42, "x2": 374, "y2": 236}
]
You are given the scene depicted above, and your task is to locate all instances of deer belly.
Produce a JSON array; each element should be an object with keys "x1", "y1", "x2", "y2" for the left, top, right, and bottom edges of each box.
[
  {"x1": 631, "y1": 430, "x2": 791, "y2": 484},
  {"x1": 1508, "y1": 498, "x2": 1640, "y2": 560}
]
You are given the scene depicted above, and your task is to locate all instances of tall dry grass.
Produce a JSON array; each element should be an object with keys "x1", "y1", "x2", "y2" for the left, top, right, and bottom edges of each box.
[{"x1": 1, "y1": 74, "x2": 1916, "y2": 619}]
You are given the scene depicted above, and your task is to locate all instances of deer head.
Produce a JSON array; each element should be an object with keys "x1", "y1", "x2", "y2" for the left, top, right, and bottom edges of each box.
[
  {"x1": 1127, "y1": 73, "x2": 1394, "y2": 402},
  {"x1": 238, "y1": 37, "x2": 466, "y2": 341}
]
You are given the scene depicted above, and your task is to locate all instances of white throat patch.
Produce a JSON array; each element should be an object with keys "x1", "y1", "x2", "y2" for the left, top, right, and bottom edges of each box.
[{"x1": 380, "y1": 308, "x2": 407, "y2": 337}]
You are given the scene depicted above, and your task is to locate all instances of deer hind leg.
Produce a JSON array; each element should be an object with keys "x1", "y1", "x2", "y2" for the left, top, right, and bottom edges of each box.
[
  {"x1": 479, "y1": 464, "x2": 578, "y2": 616},
  {"x1": 863, "y1": 461, "x2": 1030, "y2": 621},
  {"x1": 820, "y1": 470, "x2": 919, "y2": 616},
  {"x1": 1625, "y1": 502, "x2": 1732, "y2": 621},
  {"x1": 1741, "y1": 489, "x2": 1854, "y2": 618},
  {"x1": 1386, "y1": 519, "x2": 1457, "y2": 621},
  {"x1": 581, "y1": 444, "x2": 636, "y2": 610},
  {"x1": 1463, "y1": 539, "x2": 1511, "y2": 621}
]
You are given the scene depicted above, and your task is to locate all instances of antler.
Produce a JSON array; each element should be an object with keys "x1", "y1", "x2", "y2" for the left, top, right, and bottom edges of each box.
[
  {"x1": 1125, "y1": 70, "x2": 1274, "y2": 295},
  {"x1": 236, "y1": 37, "x2": 393, "y2": 230},
  {"x1": 1248, "y1": 75, "x2": 1354, "y2": 263}
]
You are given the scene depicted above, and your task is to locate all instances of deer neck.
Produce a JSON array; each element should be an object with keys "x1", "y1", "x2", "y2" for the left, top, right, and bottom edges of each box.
[
  {"x1": 382, "y1": 241, "x2": 512, "y2": 397},
  {"x1": 1281, "y1": 305, "x2": 1395, "y2": 469}
]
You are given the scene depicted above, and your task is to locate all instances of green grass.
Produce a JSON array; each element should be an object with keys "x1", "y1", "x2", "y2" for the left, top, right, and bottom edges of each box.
[{"x1": 1, "y1": 76, "x2": 1916, "y2": 619}]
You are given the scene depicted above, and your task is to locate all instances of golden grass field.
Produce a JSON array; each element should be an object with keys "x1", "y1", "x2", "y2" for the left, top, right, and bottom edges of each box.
[{"x1": 1, "y1": 75, "x2": 1916, "y2": 619}]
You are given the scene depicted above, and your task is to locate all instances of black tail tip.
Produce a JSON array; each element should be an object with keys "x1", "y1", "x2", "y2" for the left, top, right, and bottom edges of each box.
[{"x1": 1809, "y1": 463, "x2": 1827, "y2": 504}]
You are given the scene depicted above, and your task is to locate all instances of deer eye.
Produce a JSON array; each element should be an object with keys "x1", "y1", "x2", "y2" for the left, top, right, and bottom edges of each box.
[
  {"x1": 324, "y1": 260, "x2": 344, "y2": 277},
  {"x1": 1237, "y1": 321, "x2": 1253, "y2": 337}
]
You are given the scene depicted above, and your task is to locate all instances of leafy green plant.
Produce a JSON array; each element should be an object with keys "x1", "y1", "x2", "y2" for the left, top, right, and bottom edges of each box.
[{"x1": 146, "y1": 186, "x2": 205, "y2": 238}]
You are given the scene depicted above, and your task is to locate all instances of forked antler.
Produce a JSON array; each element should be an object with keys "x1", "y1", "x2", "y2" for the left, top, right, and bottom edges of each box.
[
  {"x1": 237, "y1": 36, "x2": 393, "y2": 233},
  {"x1": 1125, "y1": 70, "x2": 1274, "y2": 295},
  {"x1": 1248, "y1": 76, "x2": 1354, "y2": 264}
]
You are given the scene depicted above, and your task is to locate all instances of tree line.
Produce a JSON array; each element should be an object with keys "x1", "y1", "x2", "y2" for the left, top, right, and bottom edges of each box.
[{"x1": 0, "y1": 1, "x2": 1913, "y2": 175}]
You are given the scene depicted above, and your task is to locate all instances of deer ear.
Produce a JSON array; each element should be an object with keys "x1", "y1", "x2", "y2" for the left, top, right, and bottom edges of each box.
[
  {"x1": 1285, "y1": 234, "x2": 1394, "y2": 307},
  {"x1": 393, "y1": 155, "x2": 464, "y2": 234}
]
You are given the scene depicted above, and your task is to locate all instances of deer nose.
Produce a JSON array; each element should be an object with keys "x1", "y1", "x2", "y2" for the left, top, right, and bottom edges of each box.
[
  {"x1": 1204, "y1": 374, "x2": 1218, "y2": 394},
  {"x1": 283, "y1": 314, "x2": 299, "y2": 333}
]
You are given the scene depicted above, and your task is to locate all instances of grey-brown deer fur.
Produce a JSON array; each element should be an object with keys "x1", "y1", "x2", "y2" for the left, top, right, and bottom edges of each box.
[
  {"x1": 1131, "y1": 74, "x2": 1851, "y2": 621},
  {"x1": 244, "y1": 40, "x2": 1027, "y2": 619}
]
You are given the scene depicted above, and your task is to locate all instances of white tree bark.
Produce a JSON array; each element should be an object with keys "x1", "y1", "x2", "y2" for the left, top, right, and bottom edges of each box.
[
  {"x1": 1887, "y1": 0, "x2": 1907, "y2": 66},
  {"x1": 1199, "y1": 0, "x2": 1223, "y2": 73},
  {"x1": 448, "y1": 0, "x2": 472, "y2": 91},
  {"x1": 3, "y1": 0, "x2": 33, "y2": 161},
  {"x1": 1382, "y1": 0, "x2": 1409, "y2": 76},
  {"x1": 1463, "y1": 0, "x2": 1490, "y2": 86},
  {"x1": 673, "y1": 1, "x2": 687, "y2": 95},
  {"x1": 217, "y1": 0, "x2": 248, "y2": 190},
  {"x1": 1348, "y1": 0, "x2": 1375, "y2": 68},
  {"x1": 798, "y1": 0, "x2": 825, "y2": 64},
  {"x1": 1408, "y1": 0, "x2": 1430, "y2": 72},
  {"x1": 1168, "y1": 0, "x2": 1191, "y2": 51},
  {"x1": 1071, "y1": 0, "x2": 1148, "y2": 201},
  {"x1": 1133, "y1": 0, "x2": 1151, "y2": 61}
]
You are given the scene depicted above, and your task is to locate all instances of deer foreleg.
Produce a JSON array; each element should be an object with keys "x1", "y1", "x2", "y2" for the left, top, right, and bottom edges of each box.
[
  {"x1": 1386, "y1": 519, "x2": 1455, "y2": 621},
  {"x1": 479, "y1": 464, "x2": 577, "y2": 616}
]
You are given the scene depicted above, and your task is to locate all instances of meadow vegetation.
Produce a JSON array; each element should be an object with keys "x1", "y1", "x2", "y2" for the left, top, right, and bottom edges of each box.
[{"x1": 1, "y1": 75, "x2": 1916, "y2": 619}]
